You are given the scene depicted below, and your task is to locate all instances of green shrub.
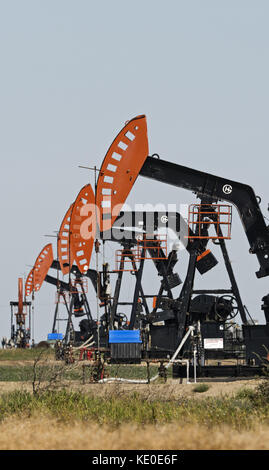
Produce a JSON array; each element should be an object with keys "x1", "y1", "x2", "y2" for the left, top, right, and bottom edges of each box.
[
  {"x1": 235, "y1": 387, "x2": 256, "y2": 401},
  {"x1": 193, "y1": 384, "x2": 210, "y2": 393}
]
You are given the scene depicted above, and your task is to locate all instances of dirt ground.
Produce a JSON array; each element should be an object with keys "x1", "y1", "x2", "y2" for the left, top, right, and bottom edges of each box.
[{"x1": 0, "y1": 377, "x2": 263, "y2": 399}]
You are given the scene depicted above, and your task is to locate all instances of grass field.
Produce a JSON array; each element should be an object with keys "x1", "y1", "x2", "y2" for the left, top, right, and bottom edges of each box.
[
  {"x1": 0, "y1": 348, "x2": 268, "y2": 450},
  {"x1": 0, "y1": 347, "x2": 54, "y2": 361},
  {"x1": 0, "y1": 361, "x2": 161, "y2": 383}
]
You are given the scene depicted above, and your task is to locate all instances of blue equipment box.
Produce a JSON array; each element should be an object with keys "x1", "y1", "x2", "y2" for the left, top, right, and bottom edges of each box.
[
  {"x1": 109, "y1": 330, "x2": 142, "y2": 344},
  {"x1": 47, "y1": 333, "x2": 63, "y2": 341}
]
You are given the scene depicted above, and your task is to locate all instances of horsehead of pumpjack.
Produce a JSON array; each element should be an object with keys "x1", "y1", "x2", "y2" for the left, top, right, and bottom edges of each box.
[{"x1": 25, "y1": 243, "x2": 54, "y2": 297}]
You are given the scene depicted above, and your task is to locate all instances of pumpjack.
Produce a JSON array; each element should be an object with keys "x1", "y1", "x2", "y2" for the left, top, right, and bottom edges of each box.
[
  {"x1": 10, "y1": 278, "x2": 31, "y2": 348},
  {"x1": 94, "y1": 114, "x2": 269, "y2": 372}
]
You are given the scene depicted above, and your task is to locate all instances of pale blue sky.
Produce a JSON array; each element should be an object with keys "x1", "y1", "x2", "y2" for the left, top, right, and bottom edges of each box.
[{"x1": 0, "y1": 1, "x2": 269, "y2": 341}]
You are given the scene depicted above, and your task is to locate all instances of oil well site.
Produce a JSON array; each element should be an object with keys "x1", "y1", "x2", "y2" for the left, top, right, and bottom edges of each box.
[{"x1": 1, "y1": 114, "x2": 269, "y2": 451}]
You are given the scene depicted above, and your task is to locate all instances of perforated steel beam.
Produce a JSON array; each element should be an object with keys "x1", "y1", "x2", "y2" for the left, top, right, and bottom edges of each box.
[
  {"x1": 25, "y1": 244, "x2": 54, "y2": 296},
  {"x1": 96, "y1": 115, "x2": 149, "y2": 232},
  {"x1": 57, "y1": 203, "x2": 74, "y2": 275},
  {"x1": 70, "y1": 184, "x2": 96, "y2": 274}
]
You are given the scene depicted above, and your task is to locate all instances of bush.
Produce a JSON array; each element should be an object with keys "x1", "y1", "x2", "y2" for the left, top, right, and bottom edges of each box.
[
  {"x1": 192, "y1": 384, "x2": 210, "y2": 393},
  {"x1": 235, "y1": 387, "x2": 256, "y2": 401}
]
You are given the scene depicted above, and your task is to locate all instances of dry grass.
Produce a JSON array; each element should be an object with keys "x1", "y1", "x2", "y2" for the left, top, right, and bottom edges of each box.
[
  {"x1": 0, "y1": 353, "x2": 267, "y2": 452},
  {"x1": 0, "y1": 415, "x2": 269, "y2": 450}
]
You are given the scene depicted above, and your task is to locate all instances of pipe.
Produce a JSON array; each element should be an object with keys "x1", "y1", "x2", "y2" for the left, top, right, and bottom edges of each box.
[
  {"x1": 193, "y1": 347, "x2": 197, "y2": 384},
  {"x1": 71, "y1": 335, "x2": 94, "y2": 351}
]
